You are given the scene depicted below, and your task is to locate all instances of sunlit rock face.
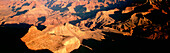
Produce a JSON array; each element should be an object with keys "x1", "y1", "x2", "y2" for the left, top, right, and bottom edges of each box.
[
  {"x1": 21, "y1": 24, "x2": 81, "y2": 53},
  {"x1": 0, "y1": 0, "x2": 169, "y2": 53}
]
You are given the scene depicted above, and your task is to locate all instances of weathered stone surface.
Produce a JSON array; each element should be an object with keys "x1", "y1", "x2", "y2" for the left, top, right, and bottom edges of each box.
[
  {"x1": 0, "y1": 0, "x2": 169, "y2": 53},
  {"x1": 20, "y1": 23, "x2": 104, "y2": 52},
  {"x1": 21, "y1": 25, "x2": 81, "y2": 53}
]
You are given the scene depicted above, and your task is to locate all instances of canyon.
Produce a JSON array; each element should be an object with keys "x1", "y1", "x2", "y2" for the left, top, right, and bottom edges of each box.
[{"x1": 0, "y1": 0, "x2": 169, "y2": 53}]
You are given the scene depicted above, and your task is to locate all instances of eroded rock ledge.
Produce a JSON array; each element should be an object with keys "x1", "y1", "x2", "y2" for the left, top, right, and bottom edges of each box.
[{"x1": 21, "y1": 23, "x2": 104, "y2": 53}]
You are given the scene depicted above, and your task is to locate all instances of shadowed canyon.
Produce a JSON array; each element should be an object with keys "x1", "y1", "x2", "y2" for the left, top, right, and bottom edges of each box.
[{"x1": 0, "y1": 0, "x2": 169, "y2": 53}]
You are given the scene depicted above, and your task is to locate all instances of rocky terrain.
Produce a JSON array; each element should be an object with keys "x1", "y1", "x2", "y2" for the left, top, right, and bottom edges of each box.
[{"x1": 0, "y1": 0, "x2": 169, "y2": 53}]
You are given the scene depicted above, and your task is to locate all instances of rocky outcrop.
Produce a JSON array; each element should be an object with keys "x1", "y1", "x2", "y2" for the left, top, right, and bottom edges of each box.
[
  {"x1": 21, "y1": 23, "x2": 104, "y2": 52},
  {"x1": 77, "y1": 8, "x2": 119, "y2": 29},
  {"x1": 0, "y1": 0, "x2": 129, "y2": 25},
  {"x1": 0, "y1": 0, "x2": 169, "y2": 53},
  {"x1": 21, "y1": 24, "x2": 81, "y2": 53},
  {"x1": 74, "y1": 0, "x2": 169, "y2": 40}
]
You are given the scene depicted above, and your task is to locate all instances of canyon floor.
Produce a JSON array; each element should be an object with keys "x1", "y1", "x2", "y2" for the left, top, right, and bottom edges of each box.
[{"x1": 0, "y1": 0, "x2": 169, "y2": 53}]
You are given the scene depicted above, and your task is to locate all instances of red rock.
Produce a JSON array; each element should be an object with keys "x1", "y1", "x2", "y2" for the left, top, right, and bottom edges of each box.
[
  {"x1": 0, "y1": 0, "x2": 169, "y2": 53},
  {"x1": 21, "y1": 23, "x2": 105, "y2": 52},
  {"x1": 122, "y1": 6, "x2": 136, "y2": 13},
  {"x1": 21, "y1": 25, "x2": 81, "y2": 53}
]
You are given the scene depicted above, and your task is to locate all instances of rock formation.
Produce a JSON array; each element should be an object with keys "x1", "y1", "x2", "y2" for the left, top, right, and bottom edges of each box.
[
  {"x1": 20, "y1": 23, "x2": 104, "y2": 53},
  {"x1": 21, "y1": 25, "x2": 81, "y2": 53},
  {"x1": 0, "y1": 0, "x2": 169, "y2": 53}
]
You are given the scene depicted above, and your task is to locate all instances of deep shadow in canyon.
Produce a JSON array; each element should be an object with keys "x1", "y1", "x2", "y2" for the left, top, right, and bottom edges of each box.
[
  {"x1": 69, "y1": 0, "x2": 152, "y2": 25},
  {"x1": 10, "y1": 10, "x2": 28, "y2": 18},
  {"x1": 0, "y1": 0, "x2": 169, "y2": 53},
  {"x1": 72, "y1": 32, "x2": 169, "y2": 53},
  {"x1": 0, "y1": 23, "x2": 168, "y2": 53},
  {"x1": 36, "y1": 16, "x2": 47, "y2": 31},
  {"x1": 49, "y1": 2, "x2": 72, "y2": 12},
  {"x1": 0, "y1": 23, "x2": 52, "y2": 53}
]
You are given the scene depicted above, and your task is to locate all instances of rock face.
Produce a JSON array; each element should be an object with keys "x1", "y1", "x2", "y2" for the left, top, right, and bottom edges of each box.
[
  {"x1": 21, "y1": 23, "x2": 104, "y2": 53},
  {"x1": 21, "y1": 24, "x2": 81, "y2": 53},
  {"x1": 0, "y1": 0, "x2": 170, "y2": 53},
  {"x1": 0, "y1": 0, "x2": 127, "y2": 25},
  {"x1": 75, "y1": 0, "x2": 170, "y2": 40}
]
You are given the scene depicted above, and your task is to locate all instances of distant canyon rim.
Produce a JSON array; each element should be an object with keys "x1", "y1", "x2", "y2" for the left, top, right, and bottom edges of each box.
[{"x1": 0, "y1": 0, "x2": 169, "y2": 53}]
